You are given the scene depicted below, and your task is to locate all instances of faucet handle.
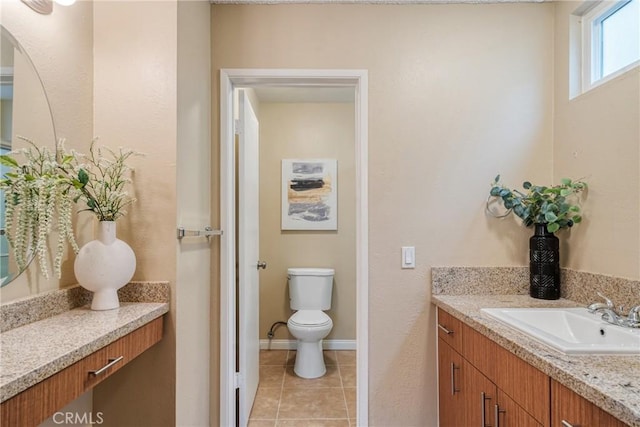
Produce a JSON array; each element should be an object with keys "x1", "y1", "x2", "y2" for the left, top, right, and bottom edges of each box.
[
  {"x1": 596, "y1": 292, "x2": 614, "y2": 308},
  {"x1": 628, "y1": 306, "x2": 640, "y2": 322}
]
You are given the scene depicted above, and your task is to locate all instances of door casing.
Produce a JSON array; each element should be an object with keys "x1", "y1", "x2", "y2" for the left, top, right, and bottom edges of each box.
[{"x1": 219, "y1": 68, "x2": 369, "y2": 426}]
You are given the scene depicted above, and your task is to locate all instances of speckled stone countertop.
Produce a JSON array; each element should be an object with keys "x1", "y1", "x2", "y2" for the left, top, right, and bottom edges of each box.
[
  {"x1": 432, "y1": 294, "x2": 640, "y2": 427},
  {"x1": 0, "y1": 282, "x2": 170, "y2": 403}
]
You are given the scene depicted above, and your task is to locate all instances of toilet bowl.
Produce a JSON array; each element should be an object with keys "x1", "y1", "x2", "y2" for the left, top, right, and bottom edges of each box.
[
  {"x1": 287, "y1": 310, "x2": 333, "y2": 378},
  {"x1": 286, "y1": 268, "x2": 335, "y2": 379}
]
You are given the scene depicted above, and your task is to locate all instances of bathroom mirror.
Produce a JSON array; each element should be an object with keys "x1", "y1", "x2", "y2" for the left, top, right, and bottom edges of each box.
[{"x1": 0, "y1": 24, "x2": 57, "y2": 286}]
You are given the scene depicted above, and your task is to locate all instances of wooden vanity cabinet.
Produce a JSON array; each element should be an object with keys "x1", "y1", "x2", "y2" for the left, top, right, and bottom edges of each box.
[
  {"x1": 1, "y1": 317, "x2": 164, "y2": 427},
  {"x1": 437, "y1": 308, "x2": 548, "y2": 427},
  {"x1": 551, "y1": 380, "x2": 628, "y2": 427}
]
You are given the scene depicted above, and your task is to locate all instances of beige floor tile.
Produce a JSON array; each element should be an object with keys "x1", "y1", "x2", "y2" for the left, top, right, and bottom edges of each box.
[
  {"x1": 249, "y1": 387, "x2": 281, "y2": 420},
  {"x1": 249, "y1": 420, "x2": 276, "y2": 427},
  {"x1": 339, "y1": 365, "x2": 356, "y2": 388},
  {"x1": 276, "y1": 420, "x2": 350, "y2": 427},
  {"x1": 278, "y1": 388, "x2": 348, "y2": 419},
  {"x1": 260, "y1": 350, "x2": 289, "y2": 366},
  {"x1": 323, "y1": 350, "x2": 338, "y2": 365},
  {"x1": 349, "y1": 419, "x2": 357, "y2": 427},
  {"x1": 336, "y1": 351, "x2": 356, "y2": 365},
  {"x1": 343, "y1": 387, "x2": 356, "y2": 419},
  {"x1": 286, "y1": 350, "x2": 296, "y2": 366},
  {"x1": 260, "y1": 365, "x2": 285, "y2": 388},
  {"x1": 283, "y1": 365, "x2": 342, "y2": 388}
]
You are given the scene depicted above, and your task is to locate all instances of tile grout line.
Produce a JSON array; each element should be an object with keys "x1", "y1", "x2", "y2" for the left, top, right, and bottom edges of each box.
[{"x1": 273, "y1": 351, "x2": 289, "y2": 425}]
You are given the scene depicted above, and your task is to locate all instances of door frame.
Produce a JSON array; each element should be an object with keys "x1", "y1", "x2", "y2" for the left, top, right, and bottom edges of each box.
[{"x1": 219, "y1": 68, "x2": 369, "y2": 426}]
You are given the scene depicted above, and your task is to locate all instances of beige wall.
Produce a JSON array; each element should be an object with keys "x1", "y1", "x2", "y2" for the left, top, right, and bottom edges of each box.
[
  {"x1": 553, "y1": 1, "x2": 640, "y2": 280},
  {"x1": 91, "y1": 2, "x2": 177, "y2": 426},
  {"x1": 0, "y1": 0, "x2": 94, "y2": 301},
  {"x1": 212, "y1": 4, "x2": 555, "y2": 424},
  {"x1": 259, "y1": 102, "x2": 356, "y2": 341}
]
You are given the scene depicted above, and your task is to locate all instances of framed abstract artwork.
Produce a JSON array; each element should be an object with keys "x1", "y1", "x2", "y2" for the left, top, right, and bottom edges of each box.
[{"x1": 281, "y1": 159, "x2": 338, "y2": 230}]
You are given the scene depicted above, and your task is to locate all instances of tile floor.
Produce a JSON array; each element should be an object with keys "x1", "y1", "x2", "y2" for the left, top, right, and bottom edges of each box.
[{"x1": 249, "y1": 350, "x2": 357, "y2": 427}]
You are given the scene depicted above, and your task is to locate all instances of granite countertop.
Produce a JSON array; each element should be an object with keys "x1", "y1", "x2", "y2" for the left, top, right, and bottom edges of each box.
[
  {"x1": 0, "y1": 302, "x2": 169, "y2": 402},
  {"x1": 0, "y1": 282, "x2": 170, "y2": 403},
  {"x1": 432, "y1": 294, "x2": 640, "y2": 427}
]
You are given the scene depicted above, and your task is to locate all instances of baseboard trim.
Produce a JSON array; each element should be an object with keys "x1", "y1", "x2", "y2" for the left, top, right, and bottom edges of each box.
[{"x1": 259, "y1": 339, "x2": 356, "y2": 351}]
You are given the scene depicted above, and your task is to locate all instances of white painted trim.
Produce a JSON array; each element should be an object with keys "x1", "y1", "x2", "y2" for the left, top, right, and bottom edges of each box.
[
  {"x1": 219, "y1": 68, "x2": 369, "y2": 427},
  {"x1": 219, "y1": 71, "x2": 236, "y2": 427}
]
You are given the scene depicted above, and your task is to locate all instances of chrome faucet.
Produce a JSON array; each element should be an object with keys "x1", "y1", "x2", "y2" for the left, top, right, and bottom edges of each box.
[
  {"x1": 587, "y1": 292, "x2": 615, "y2": 313},
  {"x1": 587, "y1": 293, "x2": 640, "y2": 329}
]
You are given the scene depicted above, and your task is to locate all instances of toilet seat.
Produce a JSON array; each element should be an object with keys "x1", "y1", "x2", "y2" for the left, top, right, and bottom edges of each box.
[{"x1": 288, "y1": 310, "x2": 331, "y2": 327}]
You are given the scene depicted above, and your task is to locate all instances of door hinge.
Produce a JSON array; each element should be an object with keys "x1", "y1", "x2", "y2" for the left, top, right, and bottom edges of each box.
[
  {"x1": 234, "y1": 372, "x2": 244, "y2": 389},
  {"x1": 234, "y1": 119, "x2": 241, "y2": 135}
]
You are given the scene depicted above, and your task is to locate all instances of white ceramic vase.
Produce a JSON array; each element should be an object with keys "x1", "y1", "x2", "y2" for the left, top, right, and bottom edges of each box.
[{"x1": 74, "y1": 221, "x2": 136, "y2": 310}]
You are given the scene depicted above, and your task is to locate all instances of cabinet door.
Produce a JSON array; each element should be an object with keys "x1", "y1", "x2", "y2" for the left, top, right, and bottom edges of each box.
[
  {"x1": 496, "y1": 389, "x2": 544, "y2": 427},
  {"x1": 551, "y1": 380, "x2": 627, "y2": 427},
  {"x1": 494, "y1": 343, "x2": 550, "y2": 425},
  {"x1": 463, "y1": 358, "x2": 496, "y2": 427},
  {"x1": 438, "y1": 338, "x2": 465, "y2": 427}
]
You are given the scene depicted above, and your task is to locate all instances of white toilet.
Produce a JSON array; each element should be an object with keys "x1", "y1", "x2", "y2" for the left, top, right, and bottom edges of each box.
[{"x1": 287, "y1": 267, "x2": 334, "y2": 379}]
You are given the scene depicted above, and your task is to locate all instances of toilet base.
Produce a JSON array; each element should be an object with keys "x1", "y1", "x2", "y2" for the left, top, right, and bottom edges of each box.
[{"x1": 294, "y1": 340, "x2": 326, "y2": 379}]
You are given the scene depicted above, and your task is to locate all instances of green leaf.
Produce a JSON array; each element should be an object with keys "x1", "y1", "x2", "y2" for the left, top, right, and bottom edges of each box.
[
  {"x1": 547, "y1": 222, "x2": 560, "y2": 233},
  {"x1": 62, "y1": 155, "x2": 74, "y2": 164},
  {"x1": 561, "y1": 178, "x2": 572, "y2": 185},
  {"x1": 569, "y1": 205, "x2": 580, "y2": 212},
  {"x1": 0, "y1": 155, "x2": 19, "y2": 168},
  {"x1": 545, "y1": 211, "x2": 558, "y2": 222},
  {"x1": 523, "y1": 181, "x2": 531, "y2": 189},
  {"x1": 78, "y1": 169, "x2": 89, "y2": 185},
  {"x1": 499, "y1": 189, "x2": 510, "y2": 197},
  {"x1": 560, "y1": 188, "x2": 572, "y2": 197},
  {"x1": 573, "y1": 215, "x2": 582, "y2": 224},
  {"x1": 490, "y1": 187, "x2": 501, "y2": 196},
  {"x1": 494, "y1": 174, "x2": 501, "y2": 182}
]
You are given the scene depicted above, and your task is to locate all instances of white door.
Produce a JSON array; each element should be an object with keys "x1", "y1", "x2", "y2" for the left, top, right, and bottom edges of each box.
[{"x1": 238, "y1": 89, "x2": 260, "y2": 427}]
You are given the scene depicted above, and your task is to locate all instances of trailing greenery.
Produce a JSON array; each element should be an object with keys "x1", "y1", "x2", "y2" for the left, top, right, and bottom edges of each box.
[
  {"x1": 0, "y1": 137, "x2": 141, "y2": 279},
  {"x1": 489, "y1": 175, "x2": 587, "y2": 233},
  {"x1": 0, "y1": 138, "x2": 80, "y2": 278}
]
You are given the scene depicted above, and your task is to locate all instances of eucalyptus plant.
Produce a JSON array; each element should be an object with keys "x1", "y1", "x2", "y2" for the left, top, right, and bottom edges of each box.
[{"x1": 489, "y1": 175, "x2": 587, "y2": 233}]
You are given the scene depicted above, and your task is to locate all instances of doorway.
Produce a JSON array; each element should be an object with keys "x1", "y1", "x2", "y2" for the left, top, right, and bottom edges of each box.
[{"x1": 219, "y1": 69, "x2": 369, "y2": 427}]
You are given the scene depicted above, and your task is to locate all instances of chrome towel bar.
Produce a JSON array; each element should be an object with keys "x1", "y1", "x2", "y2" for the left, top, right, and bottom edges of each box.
[{"x1": 176, "y1": 226, "x2": 223, "y2": 240}]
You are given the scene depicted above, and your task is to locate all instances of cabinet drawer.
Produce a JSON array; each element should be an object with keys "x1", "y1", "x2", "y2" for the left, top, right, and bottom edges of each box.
[
  {"x1": 1, "y1": 316, "x2": 164, "y2": 427},
  {"x1": 462, "y1": 323, "x2": 497, "y2": 382},
  {"x1": 437, "y1": 308, "x2": 463, "y2": 352}
]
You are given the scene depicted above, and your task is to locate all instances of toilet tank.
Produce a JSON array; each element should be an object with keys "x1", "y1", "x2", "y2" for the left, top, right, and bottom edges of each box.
[{"x1": 288, "y1": 268, "x2": 334, "y2": 310}]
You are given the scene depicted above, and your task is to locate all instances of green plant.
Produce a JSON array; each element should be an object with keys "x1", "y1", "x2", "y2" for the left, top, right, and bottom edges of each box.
[
  {"x1": 71, "y1": 140, "x2": 142, "y2": 222},
  {"x1": 0, "y1": 137, "x2": 141, "y2": 279},
  {"x1": 489, "y1": 175, "x2": 587, "y2": 233},
  {"x1": 0, "y1": 138, "x2": 80, "y2": 278}
]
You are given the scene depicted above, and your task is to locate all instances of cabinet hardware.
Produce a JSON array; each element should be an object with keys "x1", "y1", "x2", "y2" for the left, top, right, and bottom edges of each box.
[
  {"x1": 438, "y1": 324, "x2": 454, "y2": 335},
  {"x1": 481, "y1": 392, "x2": 492, "y2": 427},
  {"x1": 494, "y1": 404, "x2": 506, "y2": 427},
  {"x1": 450, "y1": 362, "x2": 460, "y2": 395},
  {"x1": 89, "y1": 356, "x2": 124, "y2": 376},
  {"x1": 560, "y1": 421, "x2": 575, "y2": 427}
]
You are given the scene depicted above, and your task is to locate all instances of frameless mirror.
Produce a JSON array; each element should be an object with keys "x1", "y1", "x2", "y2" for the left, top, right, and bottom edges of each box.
[{"x1": 0, "y1": 25, "x2": 57, "y2": 286}]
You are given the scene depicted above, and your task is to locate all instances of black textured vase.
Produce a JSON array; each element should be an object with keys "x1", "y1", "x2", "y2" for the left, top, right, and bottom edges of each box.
[{"x1": 529, "y1": 223, "x2": 560, "y2": 300}]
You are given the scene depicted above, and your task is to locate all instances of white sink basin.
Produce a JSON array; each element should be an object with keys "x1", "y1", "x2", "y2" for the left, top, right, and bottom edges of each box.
[{"x1": 481, "y1": 307, "x2": 640, "y2": 355}]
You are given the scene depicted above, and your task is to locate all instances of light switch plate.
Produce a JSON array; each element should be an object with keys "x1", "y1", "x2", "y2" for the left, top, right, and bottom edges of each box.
[{"x1": 401, "y1": 246, "x2": 415, "y2": 269}]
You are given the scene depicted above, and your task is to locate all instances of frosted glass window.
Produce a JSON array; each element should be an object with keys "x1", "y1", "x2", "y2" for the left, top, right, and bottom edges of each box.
[{"x1": 600, "y1": 0, "x2": 640, "y2": 78}]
